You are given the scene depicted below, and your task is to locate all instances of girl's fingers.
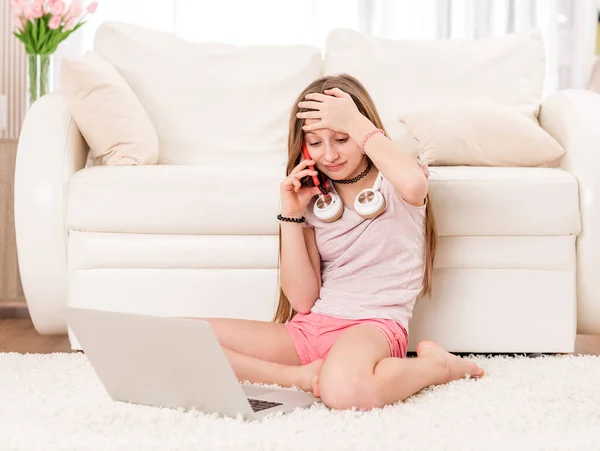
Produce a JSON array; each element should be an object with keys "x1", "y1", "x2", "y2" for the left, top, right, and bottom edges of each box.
[
  {"x1": 324, "y1": 87, "x2": 347, "y2": 98},
  {"x1": 298, "y1": 100, "x2": 322, "y2": 109},
  {"x1": 291, "y1": 159, "x2": 315, "y2": 174},
  {"x1": 305, "y1": 92, "x2": 329, "y2": 102},
  {"x1": 302, "y1": 121, "x2": 324, "y2": 132},
  {"x1": 296, "y1": 111, "x2": 322, "y2": 119},
  {"x1": 290, "y1": 169, "x2": 318, "y2": 181},
  {"x1": 284, "y1": 176, "x2": 300, "y2": 189}
]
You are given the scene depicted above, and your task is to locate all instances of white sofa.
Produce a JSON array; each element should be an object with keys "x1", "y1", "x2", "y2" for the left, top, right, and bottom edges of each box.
[{"x1": 14, "y1": 22, "x2": 600, "y2": 353}]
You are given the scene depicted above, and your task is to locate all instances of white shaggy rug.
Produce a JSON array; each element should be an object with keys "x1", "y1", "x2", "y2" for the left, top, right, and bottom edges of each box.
[{"x1": 1, "y1": 353, "x2": 600, "y2": 451}]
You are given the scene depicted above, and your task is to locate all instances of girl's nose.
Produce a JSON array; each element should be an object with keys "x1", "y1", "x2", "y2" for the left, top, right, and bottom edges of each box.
[{"x1": 323, "y1": 142, "x2": 339, "y2": 162}]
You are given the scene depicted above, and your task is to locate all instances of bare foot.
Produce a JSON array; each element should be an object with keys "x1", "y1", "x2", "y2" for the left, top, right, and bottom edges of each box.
[
  {"x1": 416, "y1": 340, "x2": 484, "y2": 384},
  {"x1": 295, "y1": 359, "x2": 324, "y2": 396}
]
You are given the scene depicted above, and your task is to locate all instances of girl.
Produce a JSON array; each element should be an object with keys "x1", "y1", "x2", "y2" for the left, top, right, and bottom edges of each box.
[{"x1": 195, "y1": 74, "x2": 484, "y2": 411}]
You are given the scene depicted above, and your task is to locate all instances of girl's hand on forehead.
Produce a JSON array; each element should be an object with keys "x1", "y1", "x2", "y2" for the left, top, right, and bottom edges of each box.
[{"x1": 296, "y1": 88, "x2": 362, "y2": 134}]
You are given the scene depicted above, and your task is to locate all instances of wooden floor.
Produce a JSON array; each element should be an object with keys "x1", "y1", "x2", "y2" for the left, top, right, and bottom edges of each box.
[
  {"x1": 0, "y1": 306, "x2": 73, "y2": 353},
  {"x1": 1, "y1": 305, "x2": 599, "y2": 355}
]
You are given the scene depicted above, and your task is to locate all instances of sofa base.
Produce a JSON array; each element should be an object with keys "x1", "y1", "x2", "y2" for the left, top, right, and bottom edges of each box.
[
  {"x1": 66, "y1": 231, "x2": 576, "y2": 353},
  {"x1": 67, "y1": 269, "x2": 576, "y2": 354},
  {"x1": 408, "y1": 268, "x2": 576, "y2": 353}
]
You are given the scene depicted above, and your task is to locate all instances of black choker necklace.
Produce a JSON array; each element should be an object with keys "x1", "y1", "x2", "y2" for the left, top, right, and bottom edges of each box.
[{"x1": 331, "y1": 159, "x2": 372, "y2": 184}]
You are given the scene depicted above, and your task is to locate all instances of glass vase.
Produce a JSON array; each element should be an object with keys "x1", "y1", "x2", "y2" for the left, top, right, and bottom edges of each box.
[{"x1": 27, "y1": 54, "x2": 54, "y2": 108}]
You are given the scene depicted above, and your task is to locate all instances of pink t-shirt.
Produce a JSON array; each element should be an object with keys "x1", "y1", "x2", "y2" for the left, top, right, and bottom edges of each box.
[{"x1": 303, "y1": 173, "x2": 427, "y2": 330}]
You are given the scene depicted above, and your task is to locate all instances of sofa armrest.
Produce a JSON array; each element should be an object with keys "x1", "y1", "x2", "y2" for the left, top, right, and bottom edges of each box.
[
  {"x1": 539, "y1": 89, "x2": 600, "y2": 334},
  {"x1": 14, "y1": 93, "x2": 88, "y2": 334}
]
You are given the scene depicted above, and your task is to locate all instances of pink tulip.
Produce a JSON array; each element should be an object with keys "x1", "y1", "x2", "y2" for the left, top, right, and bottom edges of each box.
[
  {"x1": 65, "y1": 0, "x2": 83, "y2": 20},
  {"x1": 31, "y1": 4, "x2": 44, "y2": 18},
  {"x1": 48, "y1": 14, "x2": 62, "y2": 29},
  {"x1": 64, "y1": 17, "x2": 76, "y2": 30},
  {"x1": 47, "y1": 0, "x2": 58, "y2": 6},
  {"x1": 50, "y1": 0, "x2": 65, "y2": 15},
  {"x1": 10, "y1": 1, "x2": 22, "y2": 15},
  {"x1": 86, "y1": 1, "x2": 97, "y2": 14},
  {"x1": 22, "y1": 3, "x2": 33, "y2": 21},
  {"x1": 34, "y1": 0, "x2": 45, "y2": 14}
]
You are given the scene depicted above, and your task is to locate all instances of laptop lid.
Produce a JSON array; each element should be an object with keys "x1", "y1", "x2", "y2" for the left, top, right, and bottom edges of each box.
[{"x1": 65, "y1": 307, "x2": 255, "y2": 419}]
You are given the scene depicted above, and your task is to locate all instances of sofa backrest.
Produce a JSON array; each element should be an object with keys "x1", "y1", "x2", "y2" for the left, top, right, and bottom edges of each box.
[
  {"x1": 94, "y1": 21, "x2": 322, "y2": 165},
  {"x1": 94, "y1": 22, "x2": 546, "y2": 165},
  {"x1": 324, "y1": 28, "x2": 546, "y2": 141}
]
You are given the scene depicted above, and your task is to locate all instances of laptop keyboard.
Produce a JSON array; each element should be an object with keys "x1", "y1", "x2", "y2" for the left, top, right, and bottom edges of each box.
[{"x1": 248, "y1": 398, "x2": 283, "y2": 412}]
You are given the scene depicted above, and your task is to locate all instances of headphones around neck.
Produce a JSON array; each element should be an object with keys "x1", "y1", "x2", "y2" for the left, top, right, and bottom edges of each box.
[{"x1": 301, "y1": 144, "x2": 387, "y2": 223}]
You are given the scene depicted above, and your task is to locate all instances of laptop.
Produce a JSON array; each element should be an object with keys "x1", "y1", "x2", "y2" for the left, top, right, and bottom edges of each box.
[{"x1": 65, "y1": 307, "x2": 319, "y2": 421}]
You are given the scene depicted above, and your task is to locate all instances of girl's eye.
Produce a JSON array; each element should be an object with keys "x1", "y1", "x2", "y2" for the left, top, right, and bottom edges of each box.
[
  {"x1": 336, "y1": 138, "x2": 349, "y2": 143},
  {"x1": 308, "y1": 142, "x2": 320, "y2": 147}
]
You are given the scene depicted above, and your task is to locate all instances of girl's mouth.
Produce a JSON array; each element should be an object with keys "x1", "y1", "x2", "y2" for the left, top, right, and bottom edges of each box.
[{"x1": 325, "y1": 162, "x2": 346, "y2": 172}]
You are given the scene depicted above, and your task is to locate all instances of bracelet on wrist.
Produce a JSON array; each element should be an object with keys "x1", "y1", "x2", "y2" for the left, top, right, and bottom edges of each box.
[
  {"x1": 360, "y1": 128, "x2": 385, "y2": 155},
  {"x1": 277, "y1": 214, "x2": 305, "y2": 223}
]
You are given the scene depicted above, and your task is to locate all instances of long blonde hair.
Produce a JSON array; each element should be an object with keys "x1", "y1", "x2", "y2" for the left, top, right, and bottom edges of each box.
[{"x1": 273, "y1": 74, "x2": 437, "y2": 323}]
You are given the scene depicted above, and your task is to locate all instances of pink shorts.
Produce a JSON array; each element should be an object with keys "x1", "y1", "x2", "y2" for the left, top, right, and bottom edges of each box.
[{"x1": 284, "y1": 312, "x2": 408, "y2": 365}]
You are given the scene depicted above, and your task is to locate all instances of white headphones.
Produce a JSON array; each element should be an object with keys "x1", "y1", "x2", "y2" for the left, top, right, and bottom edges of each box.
[{"x1": 313, "y1": 171, "x2": 387, "y2": 223}]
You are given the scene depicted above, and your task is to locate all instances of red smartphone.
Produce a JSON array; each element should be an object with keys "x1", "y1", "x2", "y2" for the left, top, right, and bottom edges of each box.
[{"x1": 301, "y1": 143, "x2": 328, "y2": 195}]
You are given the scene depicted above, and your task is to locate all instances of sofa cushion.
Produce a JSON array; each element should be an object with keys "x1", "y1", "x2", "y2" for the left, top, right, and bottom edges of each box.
[
  {"x1": 428, "y1": 166, "x2": 580, "y2": 236},
  {"x1": 324, "y1": 28, "x2": 545, "y2": 141},
  {"x1": 60, "y1": 51, "x2": 159, "y2": 166},
  {"x1": 67, "y1": 163, "x2": 580, "y2": 237},
  {"x1": 93, "y1": 21, "x2": 322, "y2": 165},
  {"x1": 67, "y1": 153, "x2": 286, "y2": 235},
  {"x1": 399, "y1": 101, "x2": 565, "y2": 167}
]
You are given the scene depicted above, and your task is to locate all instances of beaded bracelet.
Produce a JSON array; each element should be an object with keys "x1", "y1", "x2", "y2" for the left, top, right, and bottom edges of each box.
[
  {"x1": 277, "y1": 214, "x2": 305, "y2": 223},
  {"x1": 360, "y1": 128, "x2": 385, "y2": 154}
]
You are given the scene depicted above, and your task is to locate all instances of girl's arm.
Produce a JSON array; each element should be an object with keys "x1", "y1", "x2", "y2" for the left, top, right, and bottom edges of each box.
[
  {"x1": 303, "y1": 226, "x2": 322, "y2": 288},
  {"x1": 298, "y1": 88, "x2": 428, "y2": 207},
  {"x1": 279, "y1": 222, "x2": 321, "y2": 314},
  {"x1": 348, "y1": 114, "x2": 428, "y2": 206}
]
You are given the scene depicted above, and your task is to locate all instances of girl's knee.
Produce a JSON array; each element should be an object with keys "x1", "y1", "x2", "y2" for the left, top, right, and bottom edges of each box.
[{"x1": 318, "y1": 365, "x2": 383, "y2": 411}]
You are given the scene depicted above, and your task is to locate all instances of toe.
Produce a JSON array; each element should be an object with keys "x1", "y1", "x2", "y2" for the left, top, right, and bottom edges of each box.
[{"x1": 470, "y1": 363, "x2": 484, "y2": 378}]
